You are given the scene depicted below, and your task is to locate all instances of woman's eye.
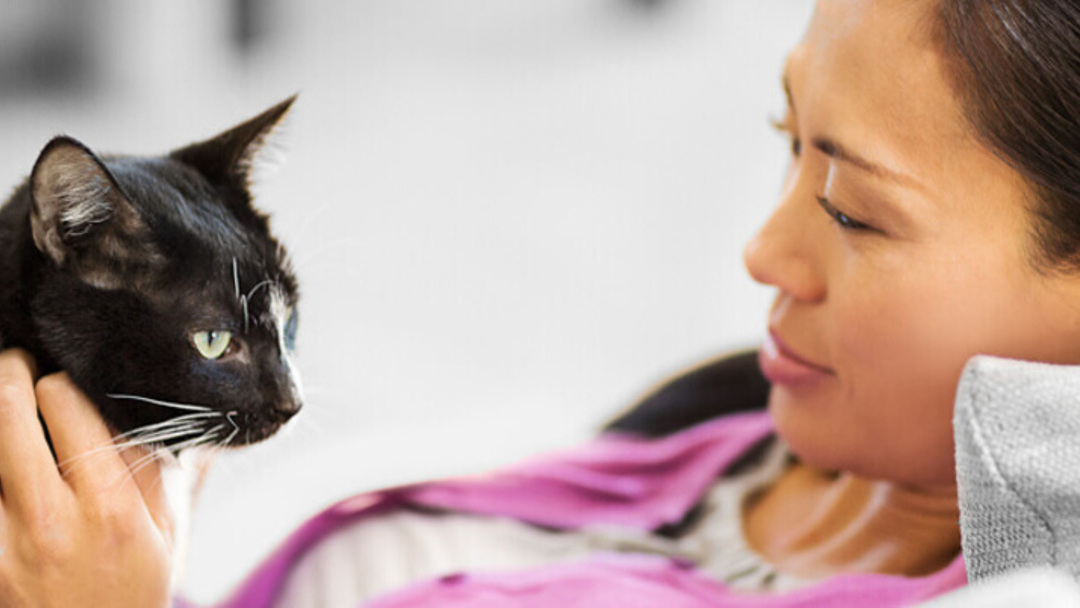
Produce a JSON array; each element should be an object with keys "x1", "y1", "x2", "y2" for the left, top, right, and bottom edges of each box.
[
  {"x1": 193, "y1": 330, "x2": 234, "y2": 360},
  {"x1": 816, "y1": 195, "x2": 873, "y2": 232}
]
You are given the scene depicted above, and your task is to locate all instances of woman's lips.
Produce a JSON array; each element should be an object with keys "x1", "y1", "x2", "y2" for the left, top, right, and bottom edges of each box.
[{"x1": 759, "y1": 330, "x2": 834, "y2": 387}]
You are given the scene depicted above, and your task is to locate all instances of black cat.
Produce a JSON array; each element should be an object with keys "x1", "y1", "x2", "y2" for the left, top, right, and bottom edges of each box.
[{"x1": 0, "y1": 98, "x2": 302, "y2": 452}]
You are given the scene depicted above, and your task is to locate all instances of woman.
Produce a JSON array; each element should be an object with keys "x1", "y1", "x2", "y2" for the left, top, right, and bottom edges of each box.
[{"x1": 3, "y1": 0, "x2": 1080, "y2": 605}]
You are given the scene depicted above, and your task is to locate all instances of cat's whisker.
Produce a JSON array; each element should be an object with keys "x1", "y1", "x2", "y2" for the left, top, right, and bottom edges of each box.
[
  {"x1": 112, "y1": 413, "x2": 221, "y2": 441},
  {"x1": 123, "y1": 424, "x2": 207, "y2": 446},
  {"x1": 232, "y1": 257, "x2": 241, "y2": 301},
  {"x1": 58, "y1": 444, "x2": 128, "y2": 476},
  {"x1": 166, "y1": 426, "x2": 225, "y2": 455},
  {"x1": 164, "y1": 425, "x2": 226, "y2": 460},
  {"x1": 220, "y1": 415, "x2": 241, "y2": 448},
  {"x1": 107, "y1": 394, "x2": 213, "y2": 413},
  {"x1": 114, "y1": 424, "x2": 222, "y2": 493},
  {"x1": 237, "y1": 279, "x2": 277, "y2": 334},
  {"x1": 106, "y1": 445, "x2": 179, "y2": 506},
  {"x1": 60, "y1": 411, "x2": 223, "y2": 472},
  {"x1": 101, "y1": 426, "x2": 208, "y2": 457},
  {"x1": 58, "y1": 423, "x2": 211, "y2": 475},
  {"x1": 123, "y1": 448, "x2": 164, "y2": 480},
  {"x1": 99, "y1": 450, "x2": 163, "y2": 507},
  {"x1": 197, "y1": 423, "x2": 226, "y2": 444},
  {"x1": 226, "y1": 411, "x2": 240, "y2": 434},
  {"x1": 107, "y1": 423, "x2": 224, "y2": 505},
  {"x1": 135, "y1": 420, "x2": 219, "y2": 439},
  {"x1": 203, "y1": 423, "x2": 226, "y2": 441},
  {"x1": 246, "y1": 279, "x2": 275, "y2": 302}
]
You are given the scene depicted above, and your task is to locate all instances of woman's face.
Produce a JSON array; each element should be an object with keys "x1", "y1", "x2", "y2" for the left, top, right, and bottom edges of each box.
[{"x1": 743, "y1": 0, "x2": 1080, "y2": 489}]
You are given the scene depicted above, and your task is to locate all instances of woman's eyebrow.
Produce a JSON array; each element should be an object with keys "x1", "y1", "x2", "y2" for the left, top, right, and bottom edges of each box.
[
  {"x1": 811, "y1": 136, "x2": 928, "y2": 193},
  {"x1": 782, "y1": 72, "x2": 929, "y2": 194}
]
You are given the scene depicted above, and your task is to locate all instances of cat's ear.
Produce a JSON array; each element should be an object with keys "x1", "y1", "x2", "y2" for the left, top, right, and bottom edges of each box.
[
  {"x1": 31, "y1": 137, "x2": 130, "y2": 264},
  {"x1": 30, "y1": 137, "x2": 151, "y2": 286},
  {"x1": 170, "y1": 96, "x2": 295, "y2": 190}
]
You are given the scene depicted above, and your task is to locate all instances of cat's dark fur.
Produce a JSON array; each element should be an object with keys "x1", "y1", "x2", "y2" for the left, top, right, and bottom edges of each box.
[{"x1": 0, "y1": 98, "x2": 302, "y2": 449}]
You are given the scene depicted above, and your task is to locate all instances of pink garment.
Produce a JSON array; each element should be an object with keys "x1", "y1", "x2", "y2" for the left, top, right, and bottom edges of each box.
[{"x1": 206, "y1": 412, "x2": 966, "y2": 607}]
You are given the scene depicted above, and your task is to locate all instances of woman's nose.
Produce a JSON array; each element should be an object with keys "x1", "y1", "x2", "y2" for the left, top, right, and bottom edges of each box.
[{"x1": 742, "y1": 196, "x2": 826, "y2": 303}]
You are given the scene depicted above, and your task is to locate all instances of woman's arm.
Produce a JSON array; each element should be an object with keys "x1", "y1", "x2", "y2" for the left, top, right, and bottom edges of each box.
[{"x1": 0, "y1": 348, "x2": 175, "y2": 608}]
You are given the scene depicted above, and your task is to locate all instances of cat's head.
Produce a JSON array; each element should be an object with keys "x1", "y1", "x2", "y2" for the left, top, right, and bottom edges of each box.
[{"x1": 26, "y1": 98, "x2": 302, "y2": 449}]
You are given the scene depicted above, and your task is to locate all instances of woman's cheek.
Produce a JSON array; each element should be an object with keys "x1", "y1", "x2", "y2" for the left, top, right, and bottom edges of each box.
[{"x1": 831, "y1": 280, "x2": 903, "y2": 369}]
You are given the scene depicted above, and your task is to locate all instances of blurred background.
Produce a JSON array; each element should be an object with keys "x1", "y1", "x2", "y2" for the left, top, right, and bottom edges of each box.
[{"x1": 0, "y1": 0, "x2": 814, "y2": 602}]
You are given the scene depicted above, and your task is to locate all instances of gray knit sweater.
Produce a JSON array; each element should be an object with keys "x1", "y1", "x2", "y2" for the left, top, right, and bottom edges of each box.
[{"x1": 955, "y1": 355, "x2": 1080, "y2": 583}]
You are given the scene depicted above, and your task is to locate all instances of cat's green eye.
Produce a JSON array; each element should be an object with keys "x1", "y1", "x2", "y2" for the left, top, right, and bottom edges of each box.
[{"x1": 193, "y1": 330, "x2": 234, "y2": 360}]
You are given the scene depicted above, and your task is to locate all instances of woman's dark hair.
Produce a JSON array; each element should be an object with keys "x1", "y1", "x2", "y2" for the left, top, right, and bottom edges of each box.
[{"x1": 937, "y1": 0, "x2": 1080, "y2": 272}]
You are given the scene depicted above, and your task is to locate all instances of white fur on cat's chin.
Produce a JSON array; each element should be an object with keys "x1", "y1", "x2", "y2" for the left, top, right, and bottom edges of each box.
[{"x1": 158, "y1": 446, "x2": 215, "y2": 592}]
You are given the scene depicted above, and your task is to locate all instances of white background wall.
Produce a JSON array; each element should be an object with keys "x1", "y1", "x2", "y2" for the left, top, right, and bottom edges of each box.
[{"x1": 0, "y1": 0, "x2": 815, "y2": 602}]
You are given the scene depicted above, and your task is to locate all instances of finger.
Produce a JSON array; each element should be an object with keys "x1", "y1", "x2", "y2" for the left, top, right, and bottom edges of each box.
[
  {"x1": 35, "y1": 373, "x2": 131, "y2": 495},
  {"x1": 0, "y1": 348, "x2": 38, "y2": 380},
  {"x1": 121, "y1": 446, "x2": 175, "y2": 548},
  {"x1": 0, "y1": 349, "x2": 62, "y2": 506}
]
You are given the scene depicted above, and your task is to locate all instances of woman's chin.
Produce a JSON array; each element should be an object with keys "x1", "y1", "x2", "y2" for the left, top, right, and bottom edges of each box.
[{"x1": 766, "y1": 388, "x2": 856, "y2": 474}]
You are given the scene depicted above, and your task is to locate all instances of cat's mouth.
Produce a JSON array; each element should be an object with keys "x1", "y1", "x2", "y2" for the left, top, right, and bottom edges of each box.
[{"x1": 223, "y1": 403, "x2": 301, "y2": 447}]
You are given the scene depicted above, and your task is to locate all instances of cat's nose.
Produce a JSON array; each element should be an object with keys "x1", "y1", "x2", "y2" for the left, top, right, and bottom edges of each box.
[{"x1": 275, "y1": 398, "x2": 302, "y2": 419}]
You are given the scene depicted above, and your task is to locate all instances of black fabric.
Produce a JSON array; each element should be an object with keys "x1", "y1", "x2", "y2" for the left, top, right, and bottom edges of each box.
[{"x1": 603, "y1": 349, "x2": 770, "y2": 438}]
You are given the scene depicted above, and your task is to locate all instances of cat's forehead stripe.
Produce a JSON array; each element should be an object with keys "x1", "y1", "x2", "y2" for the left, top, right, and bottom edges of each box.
[
  {"x1": 267, "y1": 286, "x2": 291, "y2": 333},
  {"x1": 267, "y1": 285, "x2": 304, "y2": 405}
]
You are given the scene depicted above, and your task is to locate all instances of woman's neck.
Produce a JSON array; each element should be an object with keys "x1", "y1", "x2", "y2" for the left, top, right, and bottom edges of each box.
[{"x1": 743, "y1": 462, "x2": 961, "y2": 580}]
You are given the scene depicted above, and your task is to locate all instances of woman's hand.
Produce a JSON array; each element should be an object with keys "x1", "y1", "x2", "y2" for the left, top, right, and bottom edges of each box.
[{"x1": 0, "y1": 349, "x2": 175, "y2": 608}]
